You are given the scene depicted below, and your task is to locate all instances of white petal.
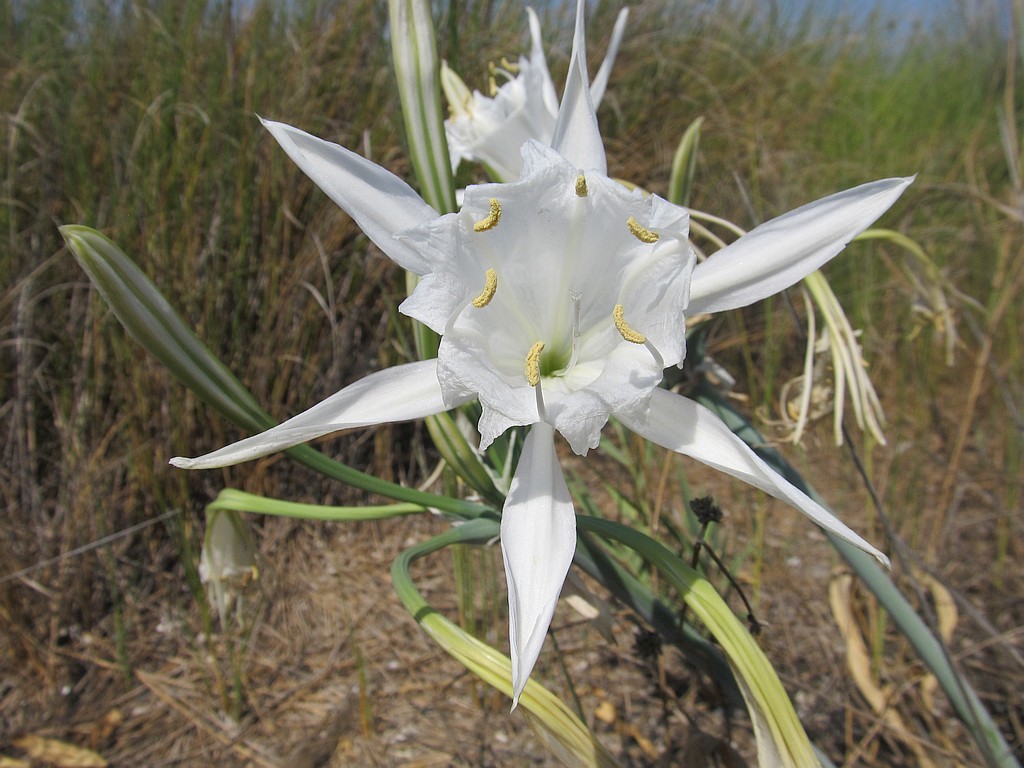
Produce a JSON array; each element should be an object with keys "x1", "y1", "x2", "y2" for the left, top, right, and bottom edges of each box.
[
  {"x1": 526, "y1": 8, "x2": 560, "y2": 117},
  {"x1": 501, "y1": 422, "x2": 576, "y2": 707},
  {"x1": 437, "y1": 328, "x2": 540, "y2": 447},
  {"x1": 589, "y1": 7, "x2": 629, "y2": 107},
  {"x1": 171, "y1": 360, "x2": 463, "y2": 469},
  {"x1": 688, "y1": 177, "x2": 913, "y2": 315},
  {"x1": 471, "y1": 106, "x2": 553, "y2": 182},
  {"x1": 545, "y1": 343, "x2": 662, "y2": 455},
  {"x1": 260, "y1": 118, "x2": 437, "y2": 274},
  {"x1": 550, "y1": 0, "x2": 606, "y2": 173},
  {"x1": 621, "y1": 388, "x2": 890, "y2": 566}
]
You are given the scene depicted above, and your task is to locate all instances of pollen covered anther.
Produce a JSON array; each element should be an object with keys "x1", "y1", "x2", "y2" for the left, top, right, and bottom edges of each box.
[
  {"x1": 474, "y1": 198, "x2": 502, "y2": 232},
  {"x1": 627, "y1": 216, "x2": 659, "y2": 243},
  {"x1": 613, "y1": 304, "x2": 646, "y2": 344},
  {"x1": 472, "y1": 268, "x2": 498, "y2": 308},
  {"x1": 525, "y1": 341, "x2": 545, "y2": 387},
  {"x1": 575, "y1": 174, "x2": 588, "y2": 197}
]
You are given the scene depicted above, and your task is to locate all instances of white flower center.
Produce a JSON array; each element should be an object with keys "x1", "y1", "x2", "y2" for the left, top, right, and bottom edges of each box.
[{"x1": 400, "y1": 143, "x2": 694, "y2": 453}]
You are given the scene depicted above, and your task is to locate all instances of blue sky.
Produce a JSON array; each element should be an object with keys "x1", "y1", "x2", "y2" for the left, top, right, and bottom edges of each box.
[
  {"x1": 778, "y1": 0, "x2": 1009, "y2": 36},
  {"x1": 787, "y1": 0, "x2": 953, "y2": 17}
]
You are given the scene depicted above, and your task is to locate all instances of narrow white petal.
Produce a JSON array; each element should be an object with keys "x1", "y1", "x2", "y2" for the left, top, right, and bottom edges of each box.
[
  {"x1": 589, "y1": 7, "x2": 629, "y2": 107},
  {"x1": 550, "y1": 0, "x2": 607, "y2": 173},
  {"x1": 621, "y1": 389, "x2": 889, "y2": 566},
  {"x1": 527, "y1": 7, "x2": 545, "y2": 65},
  {"x1": 688, "y1": 177, "x2": 913, "y2": 315},
  {"x1": 501, "y1": 422, "x2": 577, "y2": 707},
  {"x1": 171, "y1": 360, "x2": 462, "y2": 469},
  {"x1": 526, "y1": 7, "x2": 560, "y2": 116},
  {"x1": 260, "y1": 118, "x2": 437, "y2": 274}
]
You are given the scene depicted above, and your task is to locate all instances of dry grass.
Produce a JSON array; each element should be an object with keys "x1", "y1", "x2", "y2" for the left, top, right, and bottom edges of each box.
[{"x1": 2, "y1": 0, "x2": 1022, "y2": 765}]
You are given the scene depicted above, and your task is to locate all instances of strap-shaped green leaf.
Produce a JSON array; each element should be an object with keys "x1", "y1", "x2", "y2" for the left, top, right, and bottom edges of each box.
[
  {"x1": 578, "y1": 515, "x2": 819, "y2": 768},
  {"x1": 61, "y1": 225, "x2": 488, "y2": 517},
  {"x1": 694, "y1": 381, "x2": 1019, "y2": 768},
  {"x1": 668, "y1": 116, "x2": 704, "y2": 208},
  {"x1": 62, "y1": 225, "x2": 270, "y2": 433},
  {"x1": 391, "y1": 518, "x2": 620, "y2": 767},
  {"x1": 206, "y1": 488, "x2": 426, "y2": 521},
  {"x1": 389, "y1": 0, "x2": 457, "y2": 215}
]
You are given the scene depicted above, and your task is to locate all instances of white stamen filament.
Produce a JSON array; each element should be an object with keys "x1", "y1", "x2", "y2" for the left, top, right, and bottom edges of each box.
[
  {"x1": 643, "y1": 338, "x2": 665, "y2": 371},
  {"x1": 534, "y1": 377, "x2": 548, "y2": 422},
  {"x1": 567, "y1": 291, "x2": 582, "y2": 371}
]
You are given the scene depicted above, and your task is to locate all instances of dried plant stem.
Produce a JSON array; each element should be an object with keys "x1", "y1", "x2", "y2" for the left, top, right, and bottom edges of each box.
[{"x1": 929, "y1": 252, "x2": 1024, "y2": 557}]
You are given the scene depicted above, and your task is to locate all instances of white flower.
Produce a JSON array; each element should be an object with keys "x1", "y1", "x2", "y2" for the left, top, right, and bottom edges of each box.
[
  {"x1": 171, "y1": 0, "x2": 910, "y2": 706},
  {"x1": 441, "y1": 6, "x2": 628, "y2": 181}
]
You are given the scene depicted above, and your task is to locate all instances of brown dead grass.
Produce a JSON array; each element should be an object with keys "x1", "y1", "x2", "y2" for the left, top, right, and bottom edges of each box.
[
  {"x1": 0, "y1": 509, "x2": 758, "y2": 767},
  {"x1": 6, "y1": 376, "x2": 1020, "y2": 768}
]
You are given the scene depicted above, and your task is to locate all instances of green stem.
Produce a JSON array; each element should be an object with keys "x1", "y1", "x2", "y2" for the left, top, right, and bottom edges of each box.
[{"x1": 206, "y1": 488, "x2": 428, "y2": 522}]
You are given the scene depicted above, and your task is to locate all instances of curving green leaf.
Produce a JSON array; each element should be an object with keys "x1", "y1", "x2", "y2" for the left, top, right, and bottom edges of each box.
[
  {"x1": 61, "y1": 225, "x2": 487, "y2": 518},
  {"x1": 693, "y1": 381, "x2": 1020, "y2": 768}
]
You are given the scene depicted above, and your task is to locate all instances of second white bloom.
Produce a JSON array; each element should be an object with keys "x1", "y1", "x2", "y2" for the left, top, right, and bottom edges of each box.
[{"x1": 442, "y1": 6, "x2": 628, "y2": 181}]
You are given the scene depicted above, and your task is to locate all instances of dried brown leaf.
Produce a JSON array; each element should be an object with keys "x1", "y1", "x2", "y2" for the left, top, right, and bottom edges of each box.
[{"x1": 12, "y1": 736, "x2": 107, "y2": 767}]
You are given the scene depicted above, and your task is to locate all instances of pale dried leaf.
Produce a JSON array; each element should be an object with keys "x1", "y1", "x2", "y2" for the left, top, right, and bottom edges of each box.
[
  {"x1": 829, "y1": 572, "x2": 938, "y2": 768},
  {"x1": 917, "y1": 571, "x2": 959, "y2": 712},
  {"x1": 12, "y1": 736, "x2": 107, "y2": 767}
]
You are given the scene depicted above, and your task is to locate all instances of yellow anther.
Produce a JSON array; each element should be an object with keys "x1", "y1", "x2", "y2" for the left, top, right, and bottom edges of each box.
[
  {"x1": 525, "y1": 341, "x2": 545, "y2": 387},
  {"x1": 627, "y1": 216, "x2": 659, "y2": 243},
  {"x1": 471, "y1": 268, "x2": 498, "y2": 308},
  {"x1": 613, "y1": 304, "x2": 646, "y2": 344},
  {"x1": 575, "y1": 174, "x2": 588, "y2": 197},
  {"x1": 473, "y1": 198, "x2": 502, "y2": 232},
  {"x1": 488, "y1": 75, "x2": 498, "y2": 97},
  {"x1": 500, "y1": 56, "x2": 519, "y2": 73}
]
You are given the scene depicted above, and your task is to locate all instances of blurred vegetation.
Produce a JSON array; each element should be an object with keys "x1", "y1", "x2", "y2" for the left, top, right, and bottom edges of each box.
[{"x1": 1, "y1": 0, "x2": 1020, "y2": 763}]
